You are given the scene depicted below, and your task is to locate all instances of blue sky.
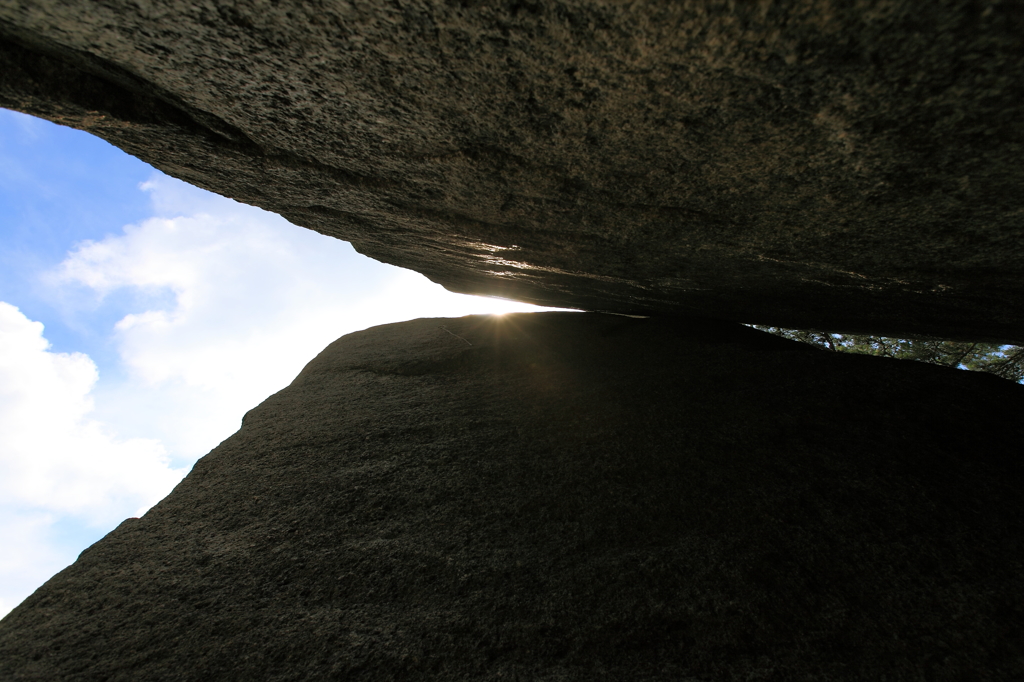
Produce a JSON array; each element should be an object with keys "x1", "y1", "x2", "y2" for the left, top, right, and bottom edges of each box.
[{"x1": 0, "y1": 109, "x2": 563, "y2": 618}]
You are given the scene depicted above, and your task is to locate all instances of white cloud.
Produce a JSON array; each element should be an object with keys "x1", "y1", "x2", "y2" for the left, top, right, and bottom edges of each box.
[
  {"x1": 2, "y1": 171, "x2": 562, "y2": 619},
  {"x1": 53, "y1": 173, "x2": 558, "y2": 462},
  {"x1": 0, "y1": 302, "x2": 182, "y2": 519},
  {"x1": 0, "y1": 511, "x2": 67, "y2": 618},
  {"x1": 0, "y1": 302, "x2": 185, "y2": 618}
]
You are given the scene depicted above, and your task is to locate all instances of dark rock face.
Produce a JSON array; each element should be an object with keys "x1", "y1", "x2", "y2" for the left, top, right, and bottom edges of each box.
[
  {"x1": 2, "y1": 314, "x2": 1021, "y2": 680},
  {"x1": 2, "y1": 2, "x2": 1022, "y2": 342}
]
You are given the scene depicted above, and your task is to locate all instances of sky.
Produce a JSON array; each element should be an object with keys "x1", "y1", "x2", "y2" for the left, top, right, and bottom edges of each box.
[{"x1": 0, "y1": 108, "x2": 567, "y2": 619}]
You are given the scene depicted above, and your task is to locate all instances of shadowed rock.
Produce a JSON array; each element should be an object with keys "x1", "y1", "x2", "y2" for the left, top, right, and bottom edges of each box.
[
  {"x1": 1, "y1": 2, "x2": 1022, "y2": 341},
  {"x1": 2, "y1": 313, "x2": 1021, "y2": 680}
]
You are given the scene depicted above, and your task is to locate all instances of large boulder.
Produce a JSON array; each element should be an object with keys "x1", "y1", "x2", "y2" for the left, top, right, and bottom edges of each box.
[
  {"x1": 2, "y1": 313, "x2": 1021, "y2": 680},
  {"x1": 1, "y1": 2, "x2": 1022, "y2": 342}
]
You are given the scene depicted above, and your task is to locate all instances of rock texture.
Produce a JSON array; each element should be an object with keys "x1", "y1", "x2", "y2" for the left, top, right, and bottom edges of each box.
[
  {"x1": 2, "y1": 313, "x2": 1022, "y2": 681},
  {"x1": 1, "y1": 2, "x2": 1022, "y2": 342}
]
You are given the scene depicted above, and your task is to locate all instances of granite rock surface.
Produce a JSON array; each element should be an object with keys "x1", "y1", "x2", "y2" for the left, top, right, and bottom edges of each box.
[
  {"x1": 1, "y1": 313, "x2": 1021, "y2": 681},
  {"x1": 1, "y1": 1, "x2": 1022, "y2": 341}
]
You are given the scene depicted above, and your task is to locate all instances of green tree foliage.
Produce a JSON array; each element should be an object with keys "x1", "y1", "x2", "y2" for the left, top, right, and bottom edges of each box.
[{"x1": 752, "y1": 327, "x2": 1024, "y2": 384}]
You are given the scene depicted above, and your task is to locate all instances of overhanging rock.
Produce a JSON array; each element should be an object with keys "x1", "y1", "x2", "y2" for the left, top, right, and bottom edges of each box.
[
  {"x1": 1, "y1": 314, "x2": 1022, "y2": 680},
  {"x1": 1, "y1": 1, "x2": 1022, "y2": 342}
]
